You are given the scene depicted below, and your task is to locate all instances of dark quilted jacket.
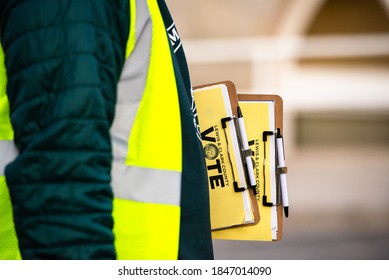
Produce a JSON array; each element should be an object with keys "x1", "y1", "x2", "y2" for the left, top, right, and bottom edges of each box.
[{"x1": 1, "y1": 0, "x2": 129, "y2": 259}]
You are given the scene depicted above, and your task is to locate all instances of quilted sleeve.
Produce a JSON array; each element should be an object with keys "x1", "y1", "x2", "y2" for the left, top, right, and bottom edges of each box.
[{"x1": 1, "y1": 0, "x2": 129, "y2": 259}]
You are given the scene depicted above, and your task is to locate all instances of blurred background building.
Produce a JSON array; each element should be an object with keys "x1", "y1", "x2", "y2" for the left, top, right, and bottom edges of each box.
[{"x1": 167, "y1": 0, "x2": 389, "y2": 259}]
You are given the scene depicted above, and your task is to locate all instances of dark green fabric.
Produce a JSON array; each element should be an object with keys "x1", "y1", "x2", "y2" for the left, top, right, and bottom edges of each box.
[
  {"x1": 1, "y1": 0, "x2": 129, "y2": 259},
  {"x1": 157, "y1": 0, "x2": 214, "y2": 260}
]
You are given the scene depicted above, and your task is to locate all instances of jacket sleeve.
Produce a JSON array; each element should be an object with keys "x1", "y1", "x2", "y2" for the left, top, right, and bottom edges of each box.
[{"x1": 1, "y1": 0, "x2": 129, "y2": 259}]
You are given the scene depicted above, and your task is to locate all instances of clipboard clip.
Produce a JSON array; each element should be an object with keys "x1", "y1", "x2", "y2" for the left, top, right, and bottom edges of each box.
[
  {"x1": 262, "y1": 195, "x2": 277, "y2": 207},
  {"x1": 263, "y1": 131, "x2": 274, "y2": 141},
  {"x1": 233, "y1": 182, "x2": 246, "y2": 192},
  {"x1": 220, "y1": 116, "x2": 246, "y2": 193},
  {"x1": 261, "y1": 130, "x2": 280, "y2": 207},
  {"x1": 221, "y1": 116, "x2": 234, "y2": 128}
]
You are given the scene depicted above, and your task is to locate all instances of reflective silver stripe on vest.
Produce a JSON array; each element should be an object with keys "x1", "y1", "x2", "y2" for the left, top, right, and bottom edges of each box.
[
  {"x1": 0, "y1": 140, "x2": 17, "y2": 176},
  {"x1": 111, "y1": 162, "x2": 181, "y2": 206},
  {"x1": 110, "y1": 0, "x2": 181, "y2": 206},
  {"x1": 111, "y1": 0, "x2": 152, "y2": 141}
]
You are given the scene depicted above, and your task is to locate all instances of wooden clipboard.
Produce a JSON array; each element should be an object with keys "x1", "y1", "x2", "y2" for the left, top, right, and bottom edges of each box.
[{"x1": 238, "y1": 93, "x2": 284, "y2": 241}]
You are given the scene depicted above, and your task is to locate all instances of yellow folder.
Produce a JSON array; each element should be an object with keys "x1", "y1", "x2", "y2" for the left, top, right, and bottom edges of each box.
[
  {"x1": 212, "y1": 93, "x2": 284, "y2": 241},
  {"x1": 193, "y1": 81, "x2": 259, "y2": 230}
]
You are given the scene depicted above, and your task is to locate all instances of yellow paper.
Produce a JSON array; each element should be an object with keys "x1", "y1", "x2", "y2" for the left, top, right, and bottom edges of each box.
[
  {"x1": 193, "y1": 84, "x2": 255, "y2": 230},
  {"x1": 212, "y1": 100, "x2": 278, "y2": 241}
]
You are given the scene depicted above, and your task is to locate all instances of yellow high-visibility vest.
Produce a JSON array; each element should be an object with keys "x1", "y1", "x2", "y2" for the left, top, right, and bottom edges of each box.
[
  {"x1": 111, "y1": 0, "x2": 183, "y2": 259},
  {"x1": 0, "y1": 44, "x2": 22, "y2": 260}
]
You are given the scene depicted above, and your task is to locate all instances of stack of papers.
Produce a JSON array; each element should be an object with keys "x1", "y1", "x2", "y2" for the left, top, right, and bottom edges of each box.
[
  {"x1": 193, "y1": 81, "x2": 286, "y2": 241},
  {"x1": 193, "y1": 83, "x2": 258, "y2": 230}
]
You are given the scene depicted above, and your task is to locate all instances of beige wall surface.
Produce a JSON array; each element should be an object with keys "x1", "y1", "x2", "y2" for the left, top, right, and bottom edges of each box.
[{"x1": 167, "y1": 0, "x2": 287, "y2": 38}]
